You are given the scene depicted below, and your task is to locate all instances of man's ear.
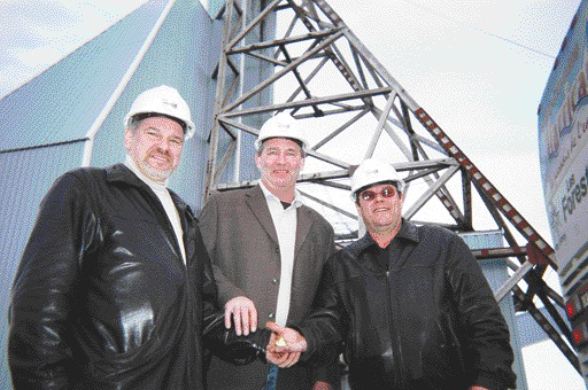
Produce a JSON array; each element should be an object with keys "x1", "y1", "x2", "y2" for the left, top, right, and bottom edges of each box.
[
  {"x1": 355, "y1": 201, "x2": 363, "y2": 220},
  {"x1": 123, "y1": 128, "x2": 132, "y2": 151}
]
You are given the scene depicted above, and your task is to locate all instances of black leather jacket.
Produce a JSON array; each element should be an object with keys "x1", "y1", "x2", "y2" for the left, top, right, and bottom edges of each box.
[
  {"x1": 8, "y1": 164, "x2": 265, "y2": 389},
  {"x1": 299, "y1": 221, "x2": 516, "y2": 390}
]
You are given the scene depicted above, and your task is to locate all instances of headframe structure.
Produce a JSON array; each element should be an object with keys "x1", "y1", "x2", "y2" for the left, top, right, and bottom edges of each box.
[{"x1": 204, "y1": 0, "x2": 579, "y2": 372}]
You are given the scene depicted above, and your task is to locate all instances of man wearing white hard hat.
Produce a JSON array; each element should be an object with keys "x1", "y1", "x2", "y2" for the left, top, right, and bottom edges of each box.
[
  {"x1": 8, "y1": 86, "x2": 260, "y2": 389},
  {"x1": 266, "y1": 158, "x2": 516, "y2": 390},
  {"x1": 199, "y1": 113, "x2": 339, "y2": 390}
]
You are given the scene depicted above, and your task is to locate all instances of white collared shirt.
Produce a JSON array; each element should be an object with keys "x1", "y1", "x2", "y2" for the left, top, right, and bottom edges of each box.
[
  {"x1": 259, "y1": 181, "x2": 303, "y2": 326},
  {"x1": 125, "y1": 156, "x2": 186, "y2": 265}
]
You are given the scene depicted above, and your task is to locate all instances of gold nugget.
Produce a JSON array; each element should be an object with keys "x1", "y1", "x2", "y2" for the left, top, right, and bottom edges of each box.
[{"x1": 275, "y1": 336, "x2": 287, "y2": 347}]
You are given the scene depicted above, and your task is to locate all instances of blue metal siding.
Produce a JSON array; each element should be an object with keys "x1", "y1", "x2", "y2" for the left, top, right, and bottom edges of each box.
[
  {"x1": 461, "y1": 231, "x2": 529, "y2": 390},
  {"x1": 207, "y1": 0, "x2": 226, "y2": 18},
  {"x1": 0, "y1": 142, "x2": 86, "y2": 390},
  {"x1": 0, "y1": 0, "x2": 167, "y2": 151},
  {"x1": 516, "y1": 306, "x2": 569, "y2": 347}
]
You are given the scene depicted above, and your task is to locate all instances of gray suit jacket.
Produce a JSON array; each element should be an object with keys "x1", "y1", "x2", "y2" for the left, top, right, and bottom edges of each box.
[{"x1": 199, "y1": 185, "x2": 337, "y2": 390}]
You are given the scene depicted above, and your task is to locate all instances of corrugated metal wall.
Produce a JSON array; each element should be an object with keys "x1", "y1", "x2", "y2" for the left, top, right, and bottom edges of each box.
[
  {"x1": 0, "y1": 142, "x2": 86, "y2": 390},
  {"x1": 0, "y1": 1, "x2": 167, "y2": 152},
  {"x1": 461, "y1": 231, "x2": 529, "y2": 390}
]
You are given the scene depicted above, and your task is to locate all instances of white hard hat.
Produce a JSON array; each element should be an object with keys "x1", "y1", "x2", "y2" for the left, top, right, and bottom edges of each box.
[
  {"x1": 124, "y1": 85, "x2": 195, "y2": 139},
  {"x1": 350, "y1": 158, "x2": 404, "y2": 198},
  {"x1": 254, "y1": 113, "x2": 308, "y2": 151}
]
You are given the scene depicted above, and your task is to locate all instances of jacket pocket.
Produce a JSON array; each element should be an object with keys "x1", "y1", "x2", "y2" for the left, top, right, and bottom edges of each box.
[
  {"x1": 420, "y1": 316, "x2": 465, "y2": 384},
  {"x1": 84, "y1": 330, "x2": 163, "y2": 379}
]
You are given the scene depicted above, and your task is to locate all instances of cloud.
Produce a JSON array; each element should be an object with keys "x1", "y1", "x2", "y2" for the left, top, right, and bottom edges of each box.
[
  {"x1": 0, "y1": 0, "x2": 146, "y2": 98},
  {"x1": 0, "y1": 1, "x2": 76, "y2": 97},
  {"x1": 12, "y1": 46, "x2": 65, "y2": 69}
]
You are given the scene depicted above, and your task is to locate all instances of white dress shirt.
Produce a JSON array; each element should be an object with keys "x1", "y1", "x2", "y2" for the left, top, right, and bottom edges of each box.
[{"x1": 259, "y1": 181, "x2": 303, "y2": 326}]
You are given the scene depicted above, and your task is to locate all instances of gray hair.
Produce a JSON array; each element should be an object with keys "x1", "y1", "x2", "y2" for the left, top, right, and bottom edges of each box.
[
  {"x1": 255, "y1": 138, "x2": 306, "y2": 158},
  {"x1": 126, "y1": 113, "x2": 187, "y2": 135}
]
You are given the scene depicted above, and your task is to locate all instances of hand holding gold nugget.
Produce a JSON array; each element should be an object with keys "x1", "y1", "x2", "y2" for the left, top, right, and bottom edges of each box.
[{"x1": 275, "y1": 336, "x2": 287, "y2": 347}]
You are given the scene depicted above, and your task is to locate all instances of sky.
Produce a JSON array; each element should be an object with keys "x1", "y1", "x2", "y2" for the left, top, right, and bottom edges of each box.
[{"x1": 0, "y1": 0, "x2": 585, "y2": 388}]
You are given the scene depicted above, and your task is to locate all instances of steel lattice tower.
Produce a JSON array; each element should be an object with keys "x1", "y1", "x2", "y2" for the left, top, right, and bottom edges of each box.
[{"x1": 204, "y1": 0, "x2": 580, "y2": 372}]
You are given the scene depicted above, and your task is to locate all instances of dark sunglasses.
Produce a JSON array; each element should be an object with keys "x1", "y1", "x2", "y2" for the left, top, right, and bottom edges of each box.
[{"x1": 359, "y1": 185, "x2": 397, "y2": 202}]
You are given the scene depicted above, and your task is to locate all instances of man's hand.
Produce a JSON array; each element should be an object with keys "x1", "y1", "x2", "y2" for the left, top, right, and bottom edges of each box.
[
  {"x1": 265, "y1": 321, "x2": 308, "y2": 352},
  {"x1": 224, "y1": 296, "x2": 257, "y2": 336},
  {"x1": 265, "y1": 348, "x2": 301, "y2": 367},
  {"x1": 468, "y1": 386, "x2": 489, "y2": 390},
  {"x1": 312, "y1": 381, "x2": 333, "y2": 390},
  {"x1": 265, "y1": 330, "x2": 302, "y2": 367}
]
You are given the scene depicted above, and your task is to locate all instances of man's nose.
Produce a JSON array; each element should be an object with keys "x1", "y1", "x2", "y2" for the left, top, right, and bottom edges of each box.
[
  {"x1": 157, "y1": 139, "x2": 171, "y2": 152},
  {"x1": 373, "y1": 192, "x2": 387, "y2": 202},
  {"x1": 276, "y1": 152, "x2": 287, "y2": 163}
]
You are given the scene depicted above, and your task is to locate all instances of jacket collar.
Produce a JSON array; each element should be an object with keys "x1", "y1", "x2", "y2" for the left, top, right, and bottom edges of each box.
[
  {"x1": 244, "y1": 185, "x2": 313, "y2": 253},
  {"x1": 294, "y1": 205, "x2": 313, "y2": 256},
  {"x1": 258, "y1": 180, "x2": 304, "y2": 209},
  {"x1": 106, "y1": 163, "x2": 194, "y2": 264},
  {"x1": 348, "y1": 219, "x2": 419, "y2": 256},
  {"x1": 105, "y1": 163, "x2": 192, "y2": 215},
  {"x1": 245, "y1": 185, "x2": 279, "y2": 244},
  {"x1": 105, "y1": 163, "x2": 148, "y2": 189}
]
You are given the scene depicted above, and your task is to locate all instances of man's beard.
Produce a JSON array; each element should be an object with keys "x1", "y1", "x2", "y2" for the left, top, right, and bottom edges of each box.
[{"x1": 139, "y1": 159, "x2": 173, "y2": 182}]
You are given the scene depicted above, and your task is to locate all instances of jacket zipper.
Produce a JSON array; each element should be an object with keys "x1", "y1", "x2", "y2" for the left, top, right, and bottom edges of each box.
[{"x1": 385, "y1": 269, "x2": 408, "y2": 389}]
